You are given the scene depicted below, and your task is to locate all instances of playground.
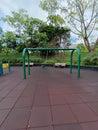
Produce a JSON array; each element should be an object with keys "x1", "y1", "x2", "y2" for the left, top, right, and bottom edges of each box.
[
  {"x1": 0, "y1": 0, "x2": 98, "y2": 129},
  {"x1": 0, "y1": 66, "x2": 98, "y2": 130}
]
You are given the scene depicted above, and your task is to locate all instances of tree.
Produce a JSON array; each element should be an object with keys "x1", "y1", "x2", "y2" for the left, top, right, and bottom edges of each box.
[
  {"x1": 2, "y1": 8, "x2": 70, "y2": 51},
  {"x1": 77, "y1": 43, "x2": 87, "y2": 52},
  {"x1": 24, "y1": 17, "x2": 46, "y2": 47},
  {"x1": 3, "y1": 9, "x2": 29, "y2": 48},
  {"x1": 0, "y1": 27, "x2": 3, "y2": 42},
  {"x1": 32, "y1": 32, "x2": 48, "y2": 48},
  {"x1": 4, "y1": 31, "x2": 17, "y2": 49},
  {"x1": 39, "y1": 23, "x2": 70, "y2": 48},
  {"x1": 40, "y1": 0, "x2": 58, "y2": 15},
  {"x1": 3, "y1": 9, "x2": 29, "y2": 35},
  {"x1": 0, "y1": 27, "x2": 3, "y2": 52},
  {"x1": 40, "y1": 0, "x2": 98, "y2": 53},
  {"x1": 3, "y1": 10, "x2": 47, "y2": 48},
  {"x1": 47, "y1": 14, "x2": 65, "y2": 26}
]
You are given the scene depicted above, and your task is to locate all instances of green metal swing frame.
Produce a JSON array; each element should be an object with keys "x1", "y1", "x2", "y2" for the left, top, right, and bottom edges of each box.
[{"x1": 22, "y1": 48, "x2": 81, "y2": 79}]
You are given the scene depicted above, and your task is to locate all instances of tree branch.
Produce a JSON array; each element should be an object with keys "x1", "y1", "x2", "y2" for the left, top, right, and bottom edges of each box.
[
  {"x1": 86, "y1": 0, "x2": 96, "y2": 29},
  {"x1": 87, "y1": 21, "x2": 96, "y2": 38}
]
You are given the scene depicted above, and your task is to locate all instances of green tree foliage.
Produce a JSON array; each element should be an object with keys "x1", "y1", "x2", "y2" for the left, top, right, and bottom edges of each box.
[
  {"x1": 3, "y1": 9, "x2": 29, "y2": 35},
  {"x1": 24, "y1": 17, "x2": 46, "y2": 47},
  {"x1": 77, "y1": 44, "x2": 87, "y2": 52},
  {"x1": 47, "y1": 14, "x2": 65, "y2": 26},
  {"x1": 32, "y1": 32, "x2": 48, "y2": 48},
  {"x1": 16, "y1": 43, "x2": 26, "y2": 53},
  {"x1": 1, "y1": 47, "x2": 13, "y2": 56},
  {"x1": 3, "y1": 9, "x2": 29, "y2": 51},
  {"x1": 3, "y1": 10, "x2": 48, "y2": 49},
  {"x1": 4, "y1": 31, "x2": 16, "y2": 49},
  {"x1": 40, "y1": 0, "x2": 58, "y2": 14},
  {"x1": 0, "y1": 27, "x2": 4, "y2": 52},
  {"x1": 39, "y1": 24, "x2": 70, "y2": 48}
]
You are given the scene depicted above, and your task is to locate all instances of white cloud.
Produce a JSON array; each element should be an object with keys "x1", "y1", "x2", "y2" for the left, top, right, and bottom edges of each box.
[{"x1": 0, "y1": 0, "x2": 48, "y2": 31}]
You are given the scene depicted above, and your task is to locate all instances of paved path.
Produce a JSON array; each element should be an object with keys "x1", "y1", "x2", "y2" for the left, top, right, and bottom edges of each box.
[{"x1": 0, "y1": 66, "x2": 98, "y2": 130}]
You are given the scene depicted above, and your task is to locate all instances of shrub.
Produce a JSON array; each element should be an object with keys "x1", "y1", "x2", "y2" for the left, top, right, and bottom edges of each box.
[
  {"x1": 0, "y1": 58, "x2": 9, "y2": 63},
  {"x1": 90, "y1": 57, "x2": 98, "y2": 65},
  {"x1": 10, "y1": 58, "x2": 22, "y2": 64},
  {"x1": 83, "y1": 55, "x2": 98, "y2": 66},
  {"x1": 83, "y1": 56, "x2": 91, "y2": 65},
  {"x1": 16, "y1": 43, "x2": 26, "y2": 52}
]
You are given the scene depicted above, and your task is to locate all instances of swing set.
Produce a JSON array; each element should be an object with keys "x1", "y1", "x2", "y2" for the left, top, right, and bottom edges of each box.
[{"x1": 22, "y1": 48, "x2": 81, "y2": 79}]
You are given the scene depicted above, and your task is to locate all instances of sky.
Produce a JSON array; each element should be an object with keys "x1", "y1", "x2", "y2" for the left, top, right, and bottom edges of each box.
[{"x1": 0, "y1": 0, "x2": 48, "y2": 31}]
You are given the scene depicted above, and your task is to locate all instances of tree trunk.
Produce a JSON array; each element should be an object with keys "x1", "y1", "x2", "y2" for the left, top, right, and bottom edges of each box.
[
  {"x1": 83, "y1": 37, "x2": 98, "y2": 55},
  {"x1": 83, "y1": 37, "x2": 91, "y2": 52}
]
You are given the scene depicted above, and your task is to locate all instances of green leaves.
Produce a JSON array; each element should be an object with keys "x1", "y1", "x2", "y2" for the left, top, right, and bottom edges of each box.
[
  {"x1": 3, "y1": 9, "x2": 29, "y2": 34},
  {"x1": 4, "y1": 31, "x2": 17, "y2": 49},
  {"x1": 47, "y1": 14, "x2": 65, "y2": 26},
  {"x1": 40, "y1": 0, "x2": 58, "y2": 14},
  {"x1": 70, "y1": 11, "x2": 77, "y2": 15}
]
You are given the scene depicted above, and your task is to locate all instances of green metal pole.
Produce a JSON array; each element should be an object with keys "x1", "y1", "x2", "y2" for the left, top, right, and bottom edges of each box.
[
  {"x1": 75, "y1": 48, "x2": 81, "y2": 78},
  {"x1": 77, "y1": 50, "x2": 81, "y2": 78},
  {"x1": 28, "y1": 51, "x2": 30, "y2": 75},
  {"x1": 70, "y1": 50, "x2": 74, "y2": 74},
  {"x1": 8, "y1": 61, "x2": 10, "y2": 72},
  {"x1": 2, "y1": 62, "x2": 3, "y2": 75},
  {"x1": 22, "y1": 48, "x2": 26, "y2": 79},
  {"x1": 70, "y1": 49, "x2": 81, "y2": 78},
  {"x1": 0, "y1": 62, "x2": 3, "y2": 75}
]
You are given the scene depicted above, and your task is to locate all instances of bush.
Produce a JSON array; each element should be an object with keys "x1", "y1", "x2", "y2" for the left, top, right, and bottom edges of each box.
[
  {"x1": 83, "y1": 56, "x2": 91, "y2": 65},
  {"x1": 90, "y1": 57, "x2": 98, "y2": 65},
  {"x1": 0, "y1": 58, "x2": 9, "y2": 63},
  {"x1": 83, "y1": 55, "x2": 98, "y2": 66},
  {"x1": 77, "y1": 43, "x2": 87, "y2": 52},
  {"x1": 16, "y1": 43, "x2": 26, "y2": 52},
  {"x1": 10, "y1": 58, "x2": 22, "y2": 64}
]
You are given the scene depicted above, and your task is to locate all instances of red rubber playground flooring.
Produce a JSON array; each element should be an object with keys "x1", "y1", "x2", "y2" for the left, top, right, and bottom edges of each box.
[{"x1": 0, "y1": 66, "x2": 98, "y2": 130}]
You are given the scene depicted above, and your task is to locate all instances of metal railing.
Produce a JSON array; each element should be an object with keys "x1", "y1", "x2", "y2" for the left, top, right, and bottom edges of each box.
[{"x1": 22, "y1": 48, "x2": 81, "y2": 79}]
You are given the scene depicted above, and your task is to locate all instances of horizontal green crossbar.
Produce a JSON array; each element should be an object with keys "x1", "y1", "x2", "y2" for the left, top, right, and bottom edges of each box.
[{"x1": 22, "y1": 48, "x2": 81, "y2": 79}]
